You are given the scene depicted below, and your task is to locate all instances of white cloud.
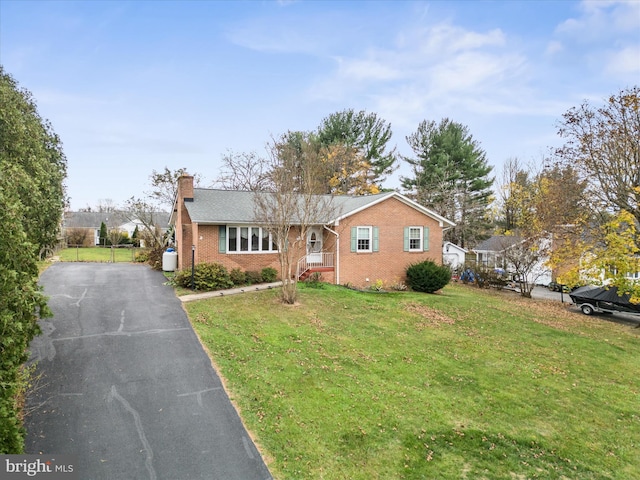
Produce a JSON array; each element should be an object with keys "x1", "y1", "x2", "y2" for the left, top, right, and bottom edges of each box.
[
  {"x1": 545, "y1": 40, "x2": 564, "y2": 56},
  {"x1": 605, "y1": 45, "x2": 640, "y2": 76},
  {"x1": 227, "y1": 23, "x2": 322, "y2": 54},
  {"x1": 551, "y1": 1, "x2": 640, "y2": 84},
  {"x1": 309, "y1": 21, "x2": 529, "y2": 123},
  {"x1": 428, "y1": 51, "x2": 525, "y2": 95},
  {"x1": 556, "y1": 0, "x2": 640, "y2": 39},
  {"x1": 224, "y1": 11, "x2": 354, "y2": 56},
  {"x1": 582, "y1": 0, "x2": 640, "y2": 30},
  {"x1": 413, "y1": 24, "x2": 506, "y2": 56},
  {"x1": 335, "y1": 56, "x2": 402, "y2": 82}
]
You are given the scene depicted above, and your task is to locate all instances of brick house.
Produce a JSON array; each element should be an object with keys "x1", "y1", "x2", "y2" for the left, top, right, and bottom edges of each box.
[{"x1": 170, "y1": 175, "x2": 455, "y2": 288}]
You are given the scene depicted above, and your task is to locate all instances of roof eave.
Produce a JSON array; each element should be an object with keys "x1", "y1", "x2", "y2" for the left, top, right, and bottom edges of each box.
[
  {"x1": 331, "y1": 192, "x2": 396, "y2": 223},
  {"x1": 393, "y1": 193, "x2": 456, "y2": 228}
]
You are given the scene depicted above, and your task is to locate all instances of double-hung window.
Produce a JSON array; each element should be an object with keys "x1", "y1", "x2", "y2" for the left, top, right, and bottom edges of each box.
[
  {"x1": 408, "y1": 226, "x2": 422, "y2": 251},
  {"x1": 357, "y1": 226, "x2": 372, "y2": 252},
  {"x1": 404, "y1": 226, "x2": 430, "y2": 252},
  {"x1": 351, "y1": 226, "x2": 379, "y2": 253}
]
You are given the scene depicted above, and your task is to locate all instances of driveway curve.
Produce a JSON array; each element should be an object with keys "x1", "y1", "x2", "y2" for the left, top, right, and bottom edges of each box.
[{"x1": 27, "y1": 263, "x2": 272, "y2": 480}]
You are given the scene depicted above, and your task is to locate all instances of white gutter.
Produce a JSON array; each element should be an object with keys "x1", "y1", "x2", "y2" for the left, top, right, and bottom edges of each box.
[{"x1": 324, "y1": 225, "x2": 340, "y2": 285}]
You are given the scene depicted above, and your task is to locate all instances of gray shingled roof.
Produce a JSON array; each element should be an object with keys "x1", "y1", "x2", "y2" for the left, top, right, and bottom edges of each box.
[
  {"x1": 473, "y1": 235, "x2": 522, "y2": 252},
  {"x1": 185, "y1": 189, "x2": 402, "y2": 224},
  {"x1": 183, "y1": 189, "x2": 456, "y2": 226},
  {"x1": 63, "y1": 211, "x2": 170, "y2": 228},
  {"x1": 186, "y1": 189, "x2": 261, "y2": 224},
  {"x1": 63, "y1": 212, "x2": 126, "y2": 228}
]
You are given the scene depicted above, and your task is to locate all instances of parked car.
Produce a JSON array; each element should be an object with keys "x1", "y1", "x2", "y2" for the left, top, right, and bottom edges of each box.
[{"x1": 548, "y1": 281, "x2": 569, "y2": 292}]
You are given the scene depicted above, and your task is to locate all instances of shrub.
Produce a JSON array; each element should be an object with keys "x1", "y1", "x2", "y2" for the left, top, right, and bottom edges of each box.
[
  {"x1": 246, "y1": 271, "x2": 263, "y2": 285},
  {"x1": 174, "y1": 262, "x2": 233, "y2": 291},
  {"x1": 261, "y1": 267, "x2": 278, "y2": 283},
  {"x1": 305, "y1": 272, "x2": 324, "y2": 288},
  {"x1": 134, "y1": 249, "x2": 149, "y2": 263},
  {"x1": 406, "y1": 260, "x2": 451, "y2": 293},
  {"x1": 131, "y1": 226, "x2": 140, "y2": 247},
  {"x1": 99, "y1": 221, "x2": 107, "y2": 246},
  {"x1": 460, "y1": 263, "x2": 506, "y2": 289},
  {"x1": 390, "y1": 280, "x2": 408, "y2": 291},
  {"x1": 65, "y1": 227, "x2": 89, "y2": 246},
  {"x1": 230, "y1": 268, "x2": 247, "y2": 286},
  {"x1": 146, "y1": 245, "x2": 164, "y2": 271}
]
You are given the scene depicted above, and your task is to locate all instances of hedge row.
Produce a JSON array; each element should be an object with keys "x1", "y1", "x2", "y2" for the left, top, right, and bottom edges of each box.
[
  {"x1": 173, "y1": 263, "x2": 278, "y2": 291},
  {"x1": 1, "y1": 68, "x2": 65, "y2": 453}
]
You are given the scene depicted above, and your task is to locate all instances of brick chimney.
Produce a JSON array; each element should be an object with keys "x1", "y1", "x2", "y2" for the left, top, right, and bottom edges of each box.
[
  {"x1": 177, "y1": 175, "x2": 194, "y2": 201},
  {"x1": 176, "y1": 175, "x2": 194, "y2": 270}
]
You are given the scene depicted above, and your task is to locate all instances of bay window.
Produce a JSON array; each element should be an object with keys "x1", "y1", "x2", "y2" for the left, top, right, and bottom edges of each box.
[{"x1": 227, "y1": 226, "x2": 277, "y2": 253}]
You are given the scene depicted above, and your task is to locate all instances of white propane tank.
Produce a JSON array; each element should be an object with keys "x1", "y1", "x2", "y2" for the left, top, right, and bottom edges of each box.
[{"x1": 162, "y1": 249, "x2": 178, "y2": 271}]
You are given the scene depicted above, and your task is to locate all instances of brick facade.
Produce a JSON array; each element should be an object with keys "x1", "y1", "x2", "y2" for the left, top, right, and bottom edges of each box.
[
  {"x1": 175, "y1": 175, "x2": 194, "y2": 271},
  {"x1": 191, "y1": 224, "x2": 283, "y2": 274},
  {"x1": 173, "y1": 176, "x2": 448, "y2": 288},
  {"x1": 336, "y1": 197, "x2": 443, "y2": 288}
]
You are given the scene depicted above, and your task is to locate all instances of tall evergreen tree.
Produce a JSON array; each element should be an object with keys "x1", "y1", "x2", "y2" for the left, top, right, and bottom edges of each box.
[
  {"x1": 316, "y1": 109, "x2": 397, "y2": 191},
  {"x1": 401, "y1": 118, "x2": 494, "y2": 248},
  {"x1": 0, "y1": 67, "x2": 67, "y2": 256},
  {"x1": 0, "y1": 67, "x2": 65, "y2": 453},
  {"x1": 99, "y1": 221, "x2": 108, "y2": 246}
]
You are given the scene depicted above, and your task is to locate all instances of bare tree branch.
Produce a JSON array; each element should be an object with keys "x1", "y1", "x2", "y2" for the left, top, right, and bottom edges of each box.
[
  {"x1": 556, "y1": 86, "x2": 640, "y2": 229},
  {"x1": 253, "y1": 134, "x2": 341, "y2": 304},
  {"x1": 147, "y1": 167, "x2": 202, "y2": 209},
  {"x1": 213, "y1": 150, "x2": 271, "y2": 191}
]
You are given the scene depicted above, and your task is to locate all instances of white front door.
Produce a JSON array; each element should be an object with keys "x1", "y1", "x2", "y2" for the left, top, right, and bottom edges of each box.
[{"x1": 307, "y1": 227, "x2": 323, "y2": 264}]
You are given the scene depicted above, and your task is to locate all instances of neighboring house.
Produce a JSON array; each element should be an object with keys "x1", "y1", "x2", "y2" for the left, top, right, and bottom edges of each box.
[
  {"x1": 576, "y1": 250, "x2": 640, "y2": 286},
  {"x1": 442, "y1": 241, "x2": 467, "y2": 272},
  {"x1": 552, "y1": 224, "x2": 640, "y2": 286},
  {"x1": 625, "y1": 257, "x2": 640, "y2": 282},
  {"x1": 473, "y1": 235, "x2": 552, "y2": 285},
  {"x1": 473, "y1": 235, "x2": 522, "y2": 269},
  {"x1": 170, "y1": 175, "x2": 455, "y2": 288},
  {"x1": 63, "y1": 212, "x2": 124, "y2": 246},
  {"x1": 62, "y1": 211, "x2": 170, "y2": 246}
]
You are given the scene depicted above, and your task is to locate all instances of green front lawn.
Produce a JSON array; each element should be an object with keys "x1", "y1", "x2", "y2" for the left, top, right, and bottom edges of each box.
[
  {"x1": 185, "y1": 283, "x2": 640, "y2": 479},
  {"x1": 56, "y1": 246, "x2": 140, "y2": 263}
]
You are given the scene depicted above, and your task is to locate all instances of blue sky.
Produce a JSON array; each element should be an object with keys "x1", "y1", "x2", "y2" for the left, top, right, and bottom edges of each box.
[{"x1": 2, "y1": 0, "x2": 638, "y2": 210}]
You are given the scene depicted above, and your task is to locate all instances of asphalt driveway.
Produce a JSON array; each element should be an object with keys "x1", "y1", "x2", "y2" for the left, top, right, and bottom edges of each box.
[{"x1": 26, "y1": 263, "x2": 272, "y2": 480}]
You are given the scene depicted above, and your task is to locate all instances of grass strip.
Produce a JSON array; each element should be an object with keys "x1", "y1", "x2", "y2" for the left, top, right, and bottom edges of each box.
[{"x1": 57, "y1": 246, "x2": 139, "y2": 263}]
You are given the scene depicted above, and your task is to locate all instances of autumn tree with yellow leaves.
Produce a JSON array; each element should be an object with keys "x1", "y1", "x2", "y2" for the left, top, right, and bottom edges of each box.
[
  {"x1": 254, "y1": 133, "x2": 341, "y2": 304},
  {"x1": 552, "y1": 209, "x2": 640, "y2": 302},
  {"x1": 492, "y1": 161, "x2": 587, "y2": 297},
  {"x1": 551, "y1": 86, "x2": 640, "y2": 300},
  {"x1": 316, "y1": 109, "x2": 397, "y2": 192},
  {"x1": 556, "y1": 86, "x2": 639, "y2": 235}
]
